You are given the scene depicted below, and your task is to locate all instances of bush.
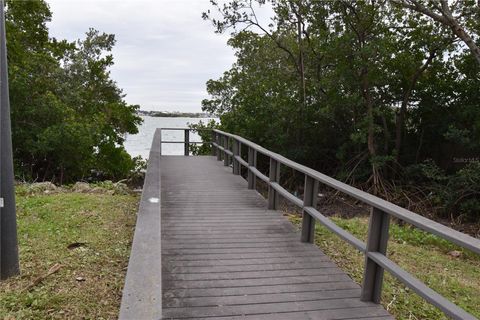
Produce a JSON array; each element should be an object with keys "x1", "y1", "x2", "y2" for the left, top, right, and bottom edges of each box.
[
  {"x1": 188, "y1": 120, "x2": 219, "y2": 156},
  {"x1": 406, "y1": 160, "x2": 480, "y2": 222}
]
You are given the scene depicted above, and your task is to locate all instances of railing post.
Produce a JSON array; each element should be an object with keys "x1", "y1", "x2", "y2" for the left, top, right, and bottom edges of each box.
[
  {"x1": 211, "y1": 131, "x2": 217, "y2": 157},
  {"x1": 216, "y1": 134, "x2": 222, "y2": 161},
  {"x1": 301, "y1": 175, "x2": 319, "y2": 243},
  {"x1": 268, "y1": 158, "x2": 280, "y2": 210},
  {"x1": 184, "y1": 129, "x2": 189, "y2": 156},
  {"x1": 223, "y1": 136, "x2": 229, "y2": 166},
  {"x1": 232, "y1": 140, "x2": 240, "y2": 175},
  {"x1": 361, "y1": 207, "x2": 390, "y2": 303},
  {"x1": 159, "y1": 129, "x2": 162, "y2": 156},
  {"x1": 247, "y1": 147, "x2": 256, "y2": 189}
]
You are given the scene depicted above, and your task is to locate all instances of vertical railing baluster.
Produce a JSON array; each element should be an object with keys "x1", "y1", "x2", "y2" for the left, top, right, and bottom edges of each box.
[
  {"x1": 301, "y1": 175, "x2": 319, "y2": 243},
  {"x1": 216, "y1": 133, "x2": 222, "y2": 161},
  {"x1": 268, "y1": 158, "x2": 280, "y2": 210},
  {"x1": 232, "y1": 140, "x2": 240, "y2": 175},
  {"x1": 184, "y1": 129, "x2": 189, "y2": 156},
  {"x1": 159, "y1": 129, "x2": 162, "y2": 156},
  {"x1": 228, "y1": 137, "x2": 233, "y2": 168},
  {"x1": 223, "y1": 136, "x2": 229, "y2": 166},
  {"x1": 247, "y1": 147, "x2": 256, "y2": 189},
  {"x1": 211, "y1": 131, "x2": 217, "y2": 157},
  {"x1": 361, "y1": 207, "x2": 390, "y2": 303}
]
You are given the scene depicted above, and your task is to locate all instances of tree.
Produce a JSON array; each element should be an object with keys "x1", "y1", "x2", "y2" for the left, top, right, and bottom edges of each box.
[
  {"x1": 204, "y1": 0, "x2": 315, "y2": 146},
  {"x1": 391, "y1": 0, "x2": 480, "y2": 64},
  {"x1": 203, "y1": 0, "x2": 480, "y2": 220},
  {"x1": 6, "y1": 0, "x2": 141, "y2": 183}
]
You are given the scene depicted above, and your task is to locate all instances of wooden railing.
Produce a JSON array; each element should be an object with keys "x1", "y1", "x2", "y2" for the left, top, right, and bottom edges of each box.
[
  {"x1": 159, "y1": 128, "x2": 206, "y2": 156},
  {"x1": 120, "y1": 129, "x2": 162, "y2": 319},
  {"x1": 211, "y1": 129, "x2": 480, "y2": 320}
]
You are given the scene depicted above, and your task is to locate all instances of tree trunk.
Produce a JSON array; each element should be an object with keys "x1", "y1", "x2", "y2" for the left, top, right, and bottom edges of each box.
[
  {"x1": 297, "y1": 17, "x2": 306, "y2": 108},
  {"x1": 392, "y1": 0, "x2": 480, "y2": 65},
  {"x1": 294, "y1": 3, "x2": 306, "y2": 148},
  {"x1": 394, "y1": 50, "x2": 436, "y2": 164},
  {"x1": 361, "y1": 67, "x2": 380, "y2": 193},
  {"x1": 449, "y1": 22, "x2": 480, "y2": 65}
]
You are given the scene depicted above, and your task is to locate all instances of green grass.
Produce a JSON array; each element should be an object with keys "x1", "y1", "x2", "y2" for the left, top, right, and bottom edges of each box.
[
  {"x1": 287, "y1": 213, "x2": 480, "y2": 320},
  {"x1": 3, "y1": 186, "x2": 478, "y2": 319},
  {"x1": 0, "y1": 189, "x2": 139, "y2": 319}
]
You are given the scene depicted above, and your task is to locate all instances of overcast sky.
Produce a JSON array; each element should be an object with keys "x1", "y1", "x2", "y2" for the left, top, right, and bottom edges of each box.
[{"x1": 46, "y1": 0, "x2": 237, "y2": 113}]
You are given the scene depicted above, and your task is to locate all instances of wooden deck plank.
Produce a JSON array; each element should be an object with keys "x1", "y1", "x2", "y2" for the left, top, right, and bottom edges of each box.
[
  {"x1": 163, "y1": 268, "x2": 345, "y2": 281},
  {"x1": 163, "y1": 252, "x2": 326, "y2": 261},
  {"x1": 162, "y1": 298, "x2": 386, "y2": 318},
  {"x1": 163, "y1": 289, "x2": 362, "y2": 308},
  {"x1": 163, "y1": 281, "x2": 362, "y2": 299},
  {"x1": 161, "y1": 156, "x2": 392, "y2": 320},
  {"x1": 164, "y1": 256, "x2": 331, "y2": 267},
  {"x1": 163, "y1": 243, "x2": 332, "y2": 250},
  {"x1": 162, "y1": 246, "x2": 322, "y2": 255},
  {"x1": 189, "y1": 307, "x2": 393, "y2": 320},
  {"x1": 163, "y1": 261, "x2": 337, "y2": 273},
  {"x1": 162, "y1": 274, "x2": 352, "y2": 290}
]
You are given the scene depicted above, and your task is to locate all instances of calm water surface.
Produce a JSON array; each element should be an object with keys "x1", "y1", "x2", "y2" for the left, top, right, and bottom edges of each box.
[{"x1": 124, "y1": 116, "x2": 218, "y2": 158}]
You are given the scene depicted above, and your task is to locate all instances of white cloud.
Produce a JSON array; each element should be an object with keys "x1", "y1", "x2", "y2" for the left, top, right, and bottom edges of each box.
[{"x1": 46, "y1": 0, "x2": 236, "y2": 112}]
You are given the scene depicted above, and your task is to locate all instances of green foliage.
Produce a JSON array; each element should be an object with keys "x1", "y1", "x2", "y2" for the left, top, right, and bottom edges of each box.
[
  {"x1": 189, "y1": 120, "x2": 219, "y2": 155},
  {"x1": 6, "y1": 0, "x2": 142, "y2": 183},
  {"x1": 406, "y1": 161, "x2": 480, "y2": 221},
  {"x1": 287, "y1": 214, "x2": 480, "y2": 319},
  {"x1": 126, "y1": 156, "x2": 147, "y2": 187},
  {"x1": 203, "y1": 0, "x2": 480, "y2": 221}
]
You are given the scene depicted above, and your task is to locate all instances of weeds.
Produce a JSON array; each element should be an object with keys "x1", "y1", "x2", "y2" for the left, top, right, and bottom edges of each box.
[
  {"x1": 287, "y1": 214, "x2": 480, "y2": 319},
  {"x1": 0, "y1": 189, "x2": 139, "y2": 319}
]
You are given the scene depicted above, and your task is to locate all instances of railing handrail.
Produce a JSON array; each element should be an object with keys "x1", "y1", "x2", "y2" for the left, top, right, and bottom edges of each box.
[
  {"x1": 213, "y1": 129, "x2": 480, "y2": 255},
  {"x1": 211, "y1": 128, "x2": 479, "y2": 320},
  {"x1": 119, "y1": 129, "x2": 162, "y2": 319},
  {"x1": 160, "y1": 127, "x2": 210, "y2": 131},
  {"x1": 159, "y1": 127, "x2": 209, "y2": 156}
]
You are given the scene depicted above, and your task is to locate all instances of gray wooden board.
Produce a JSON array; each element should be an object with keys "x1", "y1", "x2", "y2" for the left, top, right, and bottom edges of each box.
[
  {"x1": 164, "y1": 289, "x2": 362, "y2": 307},
  {"x1": 161, "y1": 156, "x2": 392, "y2": 320},
  {"x1": 182, "y1": 307, "x2": 392, "y2": 320},
  {"x1": 162, "y1": 243, "x2": 331, "y2": 250},
  {"x1": 119, "y1": 129, "x2": 162, "y2": 320}
]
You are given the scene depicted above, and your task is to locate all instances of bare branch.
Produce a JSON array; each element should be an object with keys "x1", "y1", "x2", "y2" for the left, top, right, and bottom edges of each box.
[
  {"x1": 391, "y1": 0, "x2": 449, "y2": 24},
  {"x1": 391, "y1": 0, "x2": 480, "y2": 64}
]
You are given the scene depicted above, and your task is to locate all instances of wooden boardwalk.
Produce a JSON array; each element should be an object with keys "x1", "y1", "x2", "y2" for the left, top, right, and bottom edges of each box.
[{"x1": 160, "y1": 156, "x2": 392, "y2": 320}]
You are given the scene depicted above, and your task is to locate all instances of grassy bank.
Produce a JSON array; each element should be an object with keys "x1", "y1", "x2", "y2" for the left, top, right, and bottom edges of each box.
[
  {"x1": 2, "y1": 185, "x2": 478, "y2": 319},
  {"x1": 0, "y1": 187, "x2": 139, "y2": 319},
  {"x1": 287, "y1": 213, "x2": 480, "y2": 319}
]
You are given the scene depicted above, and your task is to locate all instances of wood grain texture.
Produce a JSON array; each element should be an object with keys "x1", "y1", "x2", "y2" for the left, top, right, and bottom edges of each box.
[{"x1": 161, "y1": 156, "x2": 393, "y2": 320}]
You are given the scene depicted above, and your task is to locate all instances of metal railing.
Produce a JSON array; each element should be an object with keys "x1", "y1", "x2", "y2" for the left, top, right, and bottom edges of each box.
[
  {"x1": 159, "y1": 128, "x2": 208, "y2": 156},
  {"x1": 211, "y1": 129, "x2": 480, "y2": 320}
]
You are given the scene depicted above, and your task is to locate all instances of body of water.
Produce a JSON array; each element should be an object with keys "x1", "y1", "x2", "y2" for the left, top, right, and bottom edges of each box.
[{"x1": 124, "y1": 116, "x2": 218, "y2": 158}]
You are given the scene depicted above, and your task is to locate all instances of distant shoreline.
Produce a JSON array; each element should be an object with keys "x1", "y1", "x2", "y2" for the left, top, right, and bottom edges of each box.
[{"x1": 137, "y1": 110, "x2": 213, "y2": 118}]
